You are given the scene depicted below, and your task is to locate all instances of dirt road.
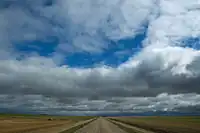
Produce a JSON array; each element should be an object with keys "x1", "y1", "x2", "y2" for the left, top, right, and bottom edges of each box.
[{"x1": 75, "y1": 118, "x2": 127, "y2": 133}]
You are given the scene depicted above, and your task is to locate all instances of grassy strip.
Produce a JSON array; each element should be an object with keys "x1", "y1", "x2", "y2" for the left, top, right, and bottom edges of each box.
[
  {"x1": 60, "y1": 118, "x2": 97, "y2": 133},
  {"x1": 109, "y1": 118, "x2": 173, "y2": 133}
]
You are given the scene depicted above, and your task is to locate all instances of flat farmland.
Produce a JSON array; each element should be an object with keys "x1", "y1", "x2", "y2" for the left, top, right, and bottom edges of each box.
[
  {"x1": 0, "y1": 114, "x2": 94, "y2": 133},
  {"x1": 1, "y1": 115, "x2": 200, "y2": 133},
  {"x1": 110, "y1": 116, "x2": 200, "y2": 133}
]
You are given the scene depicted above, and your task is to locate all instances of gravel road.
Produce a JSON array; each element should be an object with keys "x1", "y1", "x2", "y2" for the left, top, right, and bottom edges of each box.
[{"x1": 75, "y1": 117, "x2": 127, "y2": 133}]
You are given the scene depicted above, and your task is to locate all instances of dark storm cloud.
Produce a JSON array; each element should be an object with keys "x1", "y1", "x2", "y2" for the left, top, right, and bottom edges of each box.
[{"x1": 0, "y1": 93, "x2": 199, "y2": 114}]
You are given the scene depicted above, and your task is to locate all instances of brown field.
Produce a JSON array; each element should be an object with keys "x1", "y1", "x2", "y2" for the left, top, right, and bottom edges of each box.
[
  {"x1": 1, "y1": 115, "x2": 200, "y2": 133},
  {"x1": 110, "y1": 116, "x2": 200, "y2": 133},
  {"x1": 0, "y1": 114, "x2": 94, "y2": 133}
]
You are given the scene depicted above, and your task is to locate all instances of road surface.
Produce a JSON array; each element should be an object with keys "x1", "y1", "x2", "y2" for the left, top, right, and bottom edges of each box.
[{"x1": 75, "y1": 117, "x2": 127, "y2": 133}]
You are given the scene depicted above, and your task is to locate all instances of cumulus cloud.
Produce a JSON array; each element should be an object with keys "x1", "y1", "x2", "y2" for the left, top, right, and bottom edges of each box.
[
  {"x1": 0, "y1": 47, "x2": 200, "y2": 99},
  {"x1": 146, "y1": 0, "x2": 200, "y2": 47},
  {"x1": 0, "y1": 0, "x2": 155, "y2": 54},
  {"x1": 0, "y1": 0, "x2": 200, "y2": 114}
]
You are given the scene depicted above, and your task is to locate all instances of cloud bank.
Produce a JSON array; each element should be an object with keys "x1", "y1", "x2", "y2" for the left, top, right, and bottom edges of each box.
[{"x1": 0, "y1": 0, "x2": 200, "y2": 115}]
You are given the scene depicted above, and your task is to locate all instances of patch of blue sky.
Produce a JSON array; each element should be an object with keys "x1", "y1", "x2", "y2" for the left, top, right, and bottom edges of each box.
[
  {"x1": 179, "y1": 37, "x2": 200, "y2": 50},
  {"x1": 15, "y1": 36, "x2": 58, "y2": 57},
  {"x1": 64, "y1": 31, "x2": 146, "y2": 68},
  {"x1": 15, "y1": 25, "x2": 147, "y2": 68}
]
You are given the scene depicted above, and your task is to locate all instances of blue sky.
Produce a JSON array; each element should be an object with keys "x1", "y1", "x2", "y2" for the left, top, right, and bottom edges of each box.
[
  {"x1": 14, "y1": 30, "x2": 200, "y2": 68},
  {"x1": 15, "y1": 28, "x2": 146, "y2": 68},
  {"x1": 15, "y1": 36, "x2": 58, "y2": 57},
  {"x1": 180, "y1": 37, "x2": 200, "y2": 50}
]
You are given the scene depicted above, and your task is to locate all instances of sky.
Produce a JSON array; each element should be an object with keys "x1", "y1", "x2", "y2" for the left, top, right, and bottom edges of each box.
[{"x1": 0, "y1": 0, "x2": 200, "y2": 115}]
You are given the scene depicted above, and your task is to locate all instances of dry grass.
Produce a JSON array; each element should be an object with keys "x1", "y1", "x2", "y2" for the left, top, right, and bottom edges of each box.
[
  {"x1": 0, "y1": 114, "x2": 94, "y2": 133},
  {"x1": 110, "y1": 116, "x2": 200, "y2": 133}
]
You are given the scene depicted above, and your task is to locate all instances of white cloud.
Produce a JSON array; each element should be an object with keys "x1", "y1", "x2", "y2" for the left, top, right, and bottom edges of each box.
[
  {"x1": 146, "y1": 0, "x2": 200, "y2": 47},
  {"x1": 0, "y1": 0, "x2": 156, "y2": 54}
]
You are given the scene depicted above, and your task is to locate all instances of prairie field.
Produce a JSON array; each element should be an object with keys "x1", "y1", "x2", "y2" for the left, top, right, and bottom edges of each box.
[
  {"x1": 0, "y1": 114, "x2": 94, "y2": 133},
  {"x1": 110, "y1": 116, "x2": 200, "y2": 133},
  {"x1": 1, "y1": 114, "x2": 200, "y2": 133}
]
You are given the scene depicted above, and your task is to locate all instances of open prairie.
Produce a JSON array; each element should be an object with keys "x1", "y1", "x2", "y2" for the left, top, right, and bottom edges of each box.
[
  {"x1": 109, "y1": 116, "x2": 200, "y2": 133},
  {"x1": 1, "y1": 115, "x2": 200, "y2": 133},
  {"x1": 0, "y1": 114, "x2": 94, "y2": 133}
]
